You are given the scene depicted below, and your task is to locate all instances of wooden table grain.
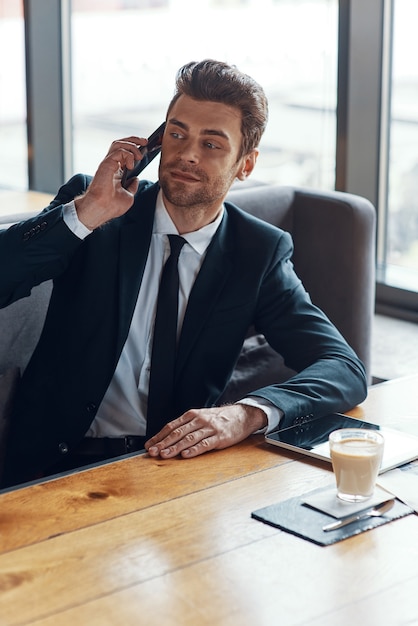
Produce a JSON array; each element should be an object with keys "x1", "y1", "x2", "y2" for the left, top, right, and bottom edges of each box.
[{"x1": 1, "y1": 375, "x2": 418, "y2": 626}]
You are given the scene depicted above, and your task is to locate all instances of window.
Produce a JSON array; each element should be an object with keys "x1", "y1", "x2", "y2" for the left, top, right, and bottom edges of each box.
[
  {"x1": 381, "y1": 0, "x2": 418, "y2": 292},
  {"x1": 0, "y1": 0, "x2": 26, "y2": 190},
  {"x1": 71, "y1": 0, "x2": 338, "y2": 188}
]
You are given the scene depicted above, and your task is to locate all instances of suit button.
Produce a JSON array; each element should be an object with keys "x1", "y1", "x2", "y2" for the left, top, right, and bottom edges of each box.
[
  {"x1": 23, "y1": 231, "x2": 30, "y2": 241},
  {"x1": 87, "y1": 403, "x2": 97, "y2": 413},
  {"x1": 40, "y1": 221, "x2": 47, "y2": 230},
  {"x1": 58, "y1": 442, "x2": 69, "y2": 454}
]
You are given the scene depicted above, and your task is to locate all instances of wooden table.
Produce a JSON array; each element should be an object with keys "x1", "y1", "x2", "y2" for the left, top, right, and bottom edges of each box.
[{"x1": 1, "y1": 376, "x2": 418, "y2": 625}]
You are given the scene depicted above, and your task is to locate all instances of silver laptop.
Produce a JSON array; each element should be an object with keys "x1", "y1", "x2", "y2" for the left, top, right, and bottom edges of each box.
[{"x1": 265, "y1": 413, "x2": 418, "y2": 474}]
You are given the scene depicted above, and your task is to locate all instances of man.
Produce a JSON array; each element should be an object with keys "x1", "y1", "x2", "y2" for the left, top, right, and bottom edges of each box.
[{"x1": 0, "y1": 60, "x2": 367, "y2": 487}]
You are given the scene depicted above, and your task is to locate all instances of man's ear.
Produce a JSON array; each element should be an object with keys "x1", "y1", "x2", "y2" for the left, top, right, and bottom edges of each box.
[{"x1": 236, "y1": 149, "x2": 259, "y2": 181}]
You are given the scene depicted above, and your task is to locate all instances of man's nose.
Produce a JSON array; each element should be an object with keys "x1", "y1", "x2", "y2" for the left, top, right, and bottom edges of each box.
[{"x1": 177, "y1": 139, "x2": 200, "y2": 163}]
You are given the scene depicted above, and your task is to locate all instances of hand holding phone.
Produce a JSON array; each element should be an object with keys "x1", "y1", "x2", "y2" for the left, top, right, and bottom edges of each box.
[{"x1": 121, "y1": 122, "x2": 165, "y2": 189}]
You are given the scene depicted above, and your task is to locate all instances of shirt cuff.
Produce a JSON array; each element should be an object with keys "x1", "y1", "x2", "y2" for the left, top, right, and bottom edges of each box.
[
  {"x1": 238, "y1": 396, "x2": 284, "y2": 434},
  {"x1": 63, "y1": 200, "x2": 92, "y2": 239}
]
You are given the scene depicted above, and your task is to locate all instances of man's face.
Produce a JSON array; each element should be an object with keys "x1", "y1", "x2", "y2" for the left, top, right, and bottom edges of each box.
[{"x1": 158, "y1": 95, "x2": 256, "y2": 216}]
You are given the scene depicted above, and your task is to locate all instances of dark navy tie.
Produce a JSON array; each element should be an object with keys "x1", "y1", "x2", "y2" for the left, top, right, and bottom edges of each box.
[{"x1": 146, "y1": 235, "x2": 186, "y2": 438}]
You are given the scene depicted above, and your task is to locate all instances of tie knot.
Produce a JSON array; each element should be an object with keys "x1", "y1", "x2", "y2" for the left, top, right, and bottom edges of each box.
[{"x1": 168, "y1": 234, "x2": 186, "y2": 258}]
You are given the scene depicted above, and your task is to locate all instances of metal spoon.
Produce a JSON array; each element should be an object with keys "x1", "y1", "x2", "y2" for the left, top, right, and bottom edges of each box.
[{"x1": 322, "y1": 498, "x2": 396, "y2": 532}]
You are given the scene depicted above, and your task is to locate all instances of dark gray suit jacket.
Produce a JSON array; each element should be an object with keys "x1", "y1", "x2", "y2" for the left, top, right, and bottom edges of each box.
[{"x1": 0, "y1": 175, "x2": 367, "y2": 485}]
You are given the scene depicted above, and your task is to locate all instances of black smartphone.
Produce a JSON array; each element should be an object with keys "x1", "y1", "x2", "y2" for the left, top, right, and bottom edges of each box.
[{"x1": 121, "y1": 122, "x2": 166, "y2": 189}]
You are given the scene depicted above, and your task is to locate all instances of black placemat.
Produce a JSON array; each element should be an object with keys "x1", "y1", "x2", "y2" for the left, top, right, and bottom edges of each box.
[{"x1": 251, "y1": 488, "x2": 413, "y2": 546}]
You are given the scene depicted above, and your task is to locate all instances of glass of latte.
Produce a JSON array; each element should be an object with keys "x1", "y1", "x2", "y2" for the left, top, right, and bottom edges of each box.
[{"x1": 329, "y1": 429, "x2": 385, "y2": 502}]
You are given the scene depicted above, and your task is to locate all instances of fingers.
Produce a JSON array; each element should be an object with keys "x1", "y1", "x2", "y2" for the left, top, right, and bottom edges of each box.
[
  {"x1": 108, "y1": 136, "x2": 147, "y2": 158},
  {"x1": 145, "y1": 405, "x2": 245, "y2": 459},
  {"x1": 74, "y1": 136, "x2": 149, "y2": 230},
  {"x1": 146, "y1": 410, "x2": 217, "y2": 459},
  {"x1": 109, "y1": 136, "x2": 148, "y2": 152},
  {"x1": 145, "y1": 405, "x2": 266, "y2": 460},
  {"x1": 90, "y1": 137, "x2": 146, "y2": 191},
  {"x1": 104, "y1": 137, "x2": 147, "y2": 173},
  {"x1": 98, "y1": 137, "x2": 149, "y2": 178}
]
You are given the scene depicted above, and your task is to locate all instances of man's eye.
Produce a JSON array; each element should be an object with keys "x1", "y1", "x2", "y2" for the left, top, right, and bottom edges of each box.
[
  {"x1": 170, "y1": 132, "x2": 183, "y2": 139},
  {"x1": 205, "y1": 142, "x2": 218, "y2": 150}
]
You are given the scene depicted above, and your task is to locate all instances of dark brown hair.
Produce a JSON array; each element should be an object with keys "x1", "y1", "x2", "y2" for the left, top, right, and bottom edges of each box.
[{"x1": 167, "y1": 59, "x2": 268, "y2": 159}]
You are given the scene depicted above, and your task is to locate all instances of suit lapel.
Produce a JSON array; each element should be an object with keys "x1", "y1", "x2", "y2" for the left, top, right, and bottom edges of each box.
[
  {"x1": 176, "y1": 212, "x2": 232, "y2": 376},
  {"x1": 116, "y1": 184, "x2": 159, "y2": 358}
]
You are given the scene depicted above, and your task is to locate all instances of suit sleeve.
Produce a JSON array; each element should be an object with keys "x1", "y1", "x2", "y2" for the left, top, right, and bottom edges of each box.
[
  {"x1": 0, "y1": 174, "x2": 91, "y2": 308},
  {"x1": 248, "y1": 231, "x2": 368, "y2": 428}
]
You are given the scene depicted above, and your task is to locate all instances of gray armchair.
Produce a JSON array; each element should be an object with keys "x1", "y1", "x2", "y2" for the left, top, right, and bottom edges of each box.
[{"x1": 219, "y1": 184, "x2": 376, "y2": 403}]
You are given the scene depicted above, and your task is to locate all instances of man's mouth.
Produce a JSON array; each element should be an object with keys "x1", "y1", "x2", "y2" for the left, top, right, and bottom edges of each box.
[{"x1": 170, "y1": 169, "x2": 201, "y2": 183}]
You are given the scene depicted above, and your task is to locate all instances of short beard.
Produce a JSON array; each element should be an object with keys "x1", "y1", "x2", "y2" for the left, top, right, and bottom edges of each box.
[{"x1": 159, "y1": 163, "x2": 237, "y2": 210}]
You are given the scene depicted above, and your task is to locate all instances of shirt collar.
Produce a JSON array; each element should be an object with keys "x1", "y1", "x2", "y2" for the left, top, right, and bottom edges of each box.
[{"x1": 153, "y1": 189, "x2": 224, "y2": 255}]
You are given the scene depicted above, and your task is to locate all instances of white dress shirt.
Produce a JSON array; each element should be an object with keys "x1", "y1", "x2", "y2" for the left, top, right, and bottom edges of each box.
[{"x1": 63, "y1": 192, "x2": 282, "y2": 436}]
